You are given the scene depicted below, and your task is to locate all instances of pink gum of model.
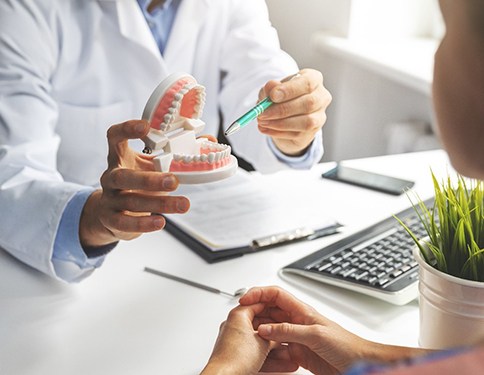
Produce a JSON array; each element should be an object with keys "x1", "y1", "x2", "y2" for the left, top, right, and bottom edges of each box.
[{"x1": 144, "y1": 74, "x2": 231, "y2": 172}]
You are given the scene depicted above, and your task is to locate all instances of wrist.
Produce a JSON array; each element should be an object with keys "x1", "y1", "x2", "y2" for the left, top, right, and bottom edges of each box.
[
  {"x1": 79, "y1": 190, "x2": 116, "y2": 247},
  {"x1": 365, "y1": 341, "x2": 432, "y2": 364},
  {"x1": 271, "y1": 136, "x2": 312, "y2": 157},
  {"x1": 275, "y1": 140, "x2": 309, "y2": 157},
  {"x1": 201, "y1": 353, "x2": 262, "y2": 375},
  {"x1": 200, "y1": 361, "x2": 240, "y2": 375}
]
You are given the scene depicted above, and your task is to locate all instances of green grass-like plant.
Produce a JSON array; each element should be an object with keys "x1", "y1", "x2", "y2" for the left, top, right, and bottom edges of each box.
[{"x1": 397, "y1": 171, "x2": 484, "y2": 282}]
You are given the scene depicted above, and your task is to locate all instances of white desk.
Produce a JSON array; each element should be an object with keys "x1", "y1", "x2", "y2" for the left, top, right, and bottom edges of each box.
[{"x1": 0, "y1": 150, "x2": 452, "y2": 375}]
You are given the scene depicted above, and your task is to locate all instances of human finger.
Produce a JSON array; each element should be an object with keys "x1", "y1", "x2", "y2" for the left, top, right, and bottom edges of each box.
[
  {"x1": 239, "y1": 286, "x2": 317, "y2": 319},
  {"x1": 267, "y1": 69, "x2": 323, "y2": 104},
  {"x1": 252, "y1": 305, "x2": 292, "y2": 327},
  {"x1": 258, "y1": 321, "x2": 363, "y2": 373},
  {"x1": 203, "y1": 303, "x2": 273, "y2": 375},
  {"x1": 101, "y1": 168, "x2": 179, "y2": 192},
  {"x1": 259, "y1": 346, "x2": 299, "y2": 373},
  {"x1": 258, "y1": 111, "x2": 324, "y2": 135},
  {"x1": 253, "y1": 313, "x2": 290, "y2": 330},
  {"x1": 259, "y1": 84, "x2": 328, "y2": 121},
  {"x1": 197, "y1": 134, "x2": 218, "y2": 143},
  {"x1": 106, "y1": 120, "x2": 150, "y2": 167},
  {"x1": 227, "y1": 302, "x2": 268, "y2": 321},
  {"x1": 258, "y1": 71, "x2": 306, "y2": 101},
  {"x1": 258, "y1": 323, "x2": 324, "y2": 351},
  {"x1": 106, "y1": 191, "x2": 190, "y2": 214},
  {"x1": 100, "y1": 211, "x2": 167, "y2": 236}
]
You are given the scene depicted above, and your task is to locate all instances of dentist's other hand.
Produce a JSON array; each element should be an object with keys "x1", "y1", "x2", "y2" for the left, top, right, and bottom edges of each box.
[
  {"x1": 79, "y1": 120, "x2": 190, "y2": 248},
  {"x1": 258, "y1": 68, "x2": 331, "y2": 157}
]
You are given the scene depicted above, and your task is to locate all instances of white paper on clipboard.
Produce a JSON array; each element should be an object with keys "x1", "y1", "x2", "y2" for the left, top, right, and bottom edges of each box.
[{"x1": 166, "y1": 168, "x2": 338, "y2": 251}]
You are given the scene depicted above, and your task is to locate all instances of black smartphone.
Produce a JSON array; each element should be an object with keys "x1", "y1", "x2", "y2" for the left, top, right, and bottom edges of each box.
[{"x1": 321, "y1": 164, "x2": 415, "y2": 195}]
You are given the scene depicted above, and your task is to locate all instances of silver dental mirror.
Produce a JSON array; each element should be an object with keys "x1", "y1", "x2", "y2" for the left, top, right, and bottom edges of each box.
[{"x1": 144, "y1": 267, "x2": 248, "y2": 298}]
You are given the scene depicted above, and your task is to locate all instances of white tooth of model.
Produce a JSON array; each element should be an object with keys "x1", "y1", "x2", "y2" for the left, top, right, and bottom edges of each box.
[{"x1": 141, "y1": 72, "x2": 238, "y2": 184}]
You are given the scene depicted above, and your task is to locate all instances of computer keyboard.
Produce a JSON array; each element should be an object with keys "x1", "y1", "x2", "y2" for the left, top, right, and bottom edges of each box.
[{"x1": 281, "y1": 199, "x2": 433, "y2": 305}]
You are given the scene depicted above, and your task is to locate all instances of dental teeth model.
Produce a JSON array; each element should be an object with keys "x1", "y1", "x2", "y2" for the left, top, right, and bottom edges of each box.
[{"x1": 141, "y1": 72, "x2": 237, "y2": 184}]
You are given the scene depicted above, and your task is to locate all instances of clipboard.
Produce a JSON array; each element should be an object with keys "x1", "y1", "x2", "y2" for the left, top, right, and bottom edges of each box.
[
  {"x1": 165, "y1": 218, "x2": 341, "y2": 263},
  {"x1": 163, "y1": 169, "x2": 342, "y2": 263}
]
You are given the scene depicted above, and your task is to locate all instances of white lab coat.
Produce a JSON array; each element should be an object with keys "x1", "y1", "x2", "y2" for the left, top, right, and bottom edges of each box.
[{"x1": 0, "y1": 0, "x2": 312, "y2": 279}]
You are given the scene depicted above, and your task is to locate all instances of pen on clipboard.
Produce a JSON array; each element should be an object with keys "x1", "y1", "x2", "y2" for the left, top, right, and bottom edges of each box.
[
  {"x1": 224, "y1": 72, "x2": 301, "y2": 137},
  {"x1": 251, "y1": 223, "x2": 342, "y2": 249}
]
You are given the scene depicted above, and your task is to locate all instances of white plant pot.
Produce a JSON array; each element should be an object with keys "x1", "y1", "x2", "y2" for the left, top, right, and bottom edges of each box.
[{"x1": 414, "y1": 246, "x2": 484, "y2": 349}]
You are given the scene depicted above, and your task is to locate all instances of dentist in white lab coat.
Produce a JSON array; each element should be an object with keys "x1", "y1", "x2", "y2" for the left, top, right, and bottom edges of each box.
[{"x1": 0, "y1": 0, "x2": 331, "y2": 282}]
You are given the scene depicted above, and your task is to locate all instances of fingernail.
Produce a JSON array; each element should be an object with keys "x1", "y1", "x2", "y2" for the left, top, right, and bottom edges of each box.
[
  {"x1": 177, "y1": 199, "x2": 190, "y2": 213},
  {"x1": 258, "y1": 325, "x2": 272, "y2": 336},
  {"x1": 153, "y1": 217, "x2": 165, "y2": 229},
  {"x1": 272, "y1": 89, "x2": 284, "y2": 102},
  {"x1": 136, "y1": 122, "x2": 146, "y2": 133},
  {"x1": 162, "y1": 175, "x2": 177, "y2": 190}
]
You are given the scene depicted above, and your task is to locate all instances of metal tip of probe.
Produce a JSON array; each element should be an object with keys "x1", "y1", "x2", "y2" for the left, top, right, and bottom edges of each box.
[{"x1": 224, "y1": 122, "x2": 241, "y2": 137}]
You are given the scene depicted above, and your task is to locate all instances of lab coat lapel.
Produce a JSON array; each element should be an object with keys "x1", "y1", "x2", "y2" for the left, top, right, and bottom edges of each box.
[
  {"x1": 106, "y1": 0, "x2": 168, "y2": 72},
  {"x1": 163, "y1": 0, "x2": 210, "y2": 73}
]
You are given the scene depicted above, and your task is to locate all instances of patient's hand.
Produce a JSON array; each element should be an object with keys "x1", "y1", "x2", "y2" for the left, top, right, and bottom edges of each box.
[
  {"x1": 240, "y1": 286, "x2": 430, "y2": 375},
  {"x1": 201, "y1": 302, "x2": 298, "y2": 375}
]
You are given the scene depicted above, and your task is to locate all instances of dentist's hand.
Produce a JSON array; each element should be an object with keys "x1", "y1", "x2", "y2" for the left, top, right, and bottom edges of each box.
[
  {"x1": 79, "y1": 120, "x2": 190, "y2": 248},
  {"x1": 240, "y1": 286, "x2": 428, "y2": 375},
  {"x1": 258, "y1": 68, "x2": 331, "y2": 157}
]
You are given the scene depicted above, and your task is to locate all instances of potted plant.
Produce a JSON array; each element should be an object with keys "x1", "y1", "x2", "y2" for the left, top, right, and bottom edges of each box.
[{"x1": 398, "y1": 171, "x2": 484, "y2": 350}]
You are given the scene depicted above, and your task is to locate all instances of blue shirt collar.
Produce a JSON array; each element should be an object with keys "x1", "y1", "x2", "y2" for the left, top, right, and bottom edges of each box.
[{"x1": 138, "y1": 0, "x2": 174, "y2": 13}]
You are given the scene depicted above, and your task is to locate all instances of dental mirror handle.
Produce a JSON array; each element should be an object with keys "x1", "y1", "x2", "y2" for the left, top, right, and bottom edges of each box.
[{"x1": 144, "y1": 267, "x2": 235, "y2": 297}]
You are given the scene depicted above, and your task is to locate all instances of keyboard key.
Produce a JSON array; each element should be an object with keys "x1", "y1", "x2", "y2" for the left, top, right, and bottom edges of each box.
[
  {"x1": 317, "y1": 262, "x2": 332, "y2": 272},
  {"x1": 391, "y1": 270, "x2": 403, "y2": 278},
  {"x1": 377, "y1": 278, "x2": 390, "y2": 286},
  {"x1": 330, "y1": 266, "x2": 342, "y2": 274},
  {"x1": 353, "y1": 270, "x2": 369, "y2": 280},
  {"x1": 329, "y1": 256, "x2": 342, "y2": 263},
  {"x1": 341, "y1": 268, "x2": 357, "y2": 278},
  {"x1": 340, "y1": 249, "x2": 353, "y2": 258}
]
